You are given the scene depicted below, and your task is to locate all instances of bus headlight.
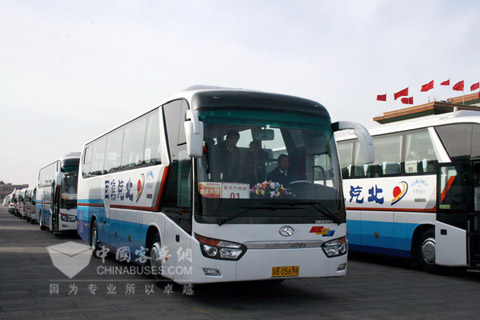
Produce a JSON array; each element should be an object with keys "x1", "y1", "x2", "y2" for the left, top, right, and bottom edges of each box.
[
  {"x1": 202, "y1": 245, "x2": 219, "y2": 257},
  {"x1": 60, "y1": 214, "x2": 77, "y2": 222},
  {"x1": 195, "y1": 233, "x2": 247, "y2": 260},
  {"x1": 321, "y1": 236, "x2": 347, "y2": 257}
]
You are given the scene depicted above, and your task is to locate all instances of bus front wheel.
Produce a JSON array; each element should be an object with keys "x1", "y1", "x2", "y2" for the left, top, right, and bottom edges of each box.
[
  {"x1": 91, "y1": 220, "x2": 100, "y2": 257},
  {"x1": 415, "y1": 229, "x2": 437, "y2": 272},
  {"x1": 149, "y1": 235, "x2": 164, "y2": 280},
  {"x1": 39, "y1": 213, "x2": 46, "y2": 230}
]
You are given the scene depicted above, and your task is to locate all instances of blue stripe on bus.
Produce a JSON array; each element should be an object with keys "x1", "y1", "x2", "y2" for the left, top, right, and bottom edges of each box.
[
  {"x1": 347, "y1": 219, "x2": 418, "y2": 258},
  {"x1": 77, "y1": 199, "x2": 104, "y2": 204},
  {"x1": 349, "y1": 244, "x2": 411, "y2": 258},
  {"x1": 77, "y1": 201, "x2": 150, "y2": 257}
]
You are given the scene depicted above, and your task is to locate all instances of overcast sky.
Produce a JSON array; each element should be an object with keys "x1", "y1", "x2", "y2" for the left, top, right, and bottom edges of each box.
[{"x1": 1, "y1": 0, "x2": 479, "y2": 186}]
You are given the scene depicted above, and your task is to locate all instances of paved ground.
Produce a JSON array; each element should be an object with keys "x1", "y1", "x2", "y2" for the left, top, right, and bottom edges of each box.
[{"x1": 1, "y1": 206, "x2": 479, "y2": 319}]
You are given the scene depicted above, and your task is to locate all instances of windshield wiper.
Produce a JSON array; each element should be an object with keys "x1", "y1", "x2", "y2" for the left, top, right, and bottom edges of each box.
[
  {"x1": 266, "y1": 201, "x2": 342, "y2": 225},
  {"x1": 217, "y1": 205, "x2": 302, "y2": 226}
]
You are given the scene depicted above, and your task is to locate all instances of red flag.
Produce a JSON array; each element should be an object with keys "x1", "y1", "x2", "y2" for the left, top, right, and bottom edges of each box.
[
  {"x1": 440, "y1": 79, "x2": 450, "y2": 86},
  {"x1": 421, "y1": 80, "x2": 434, "y2": 92},
  {"x1": 394, "y1": 87, "x2": 409, "y2": 100},
  {"x1": 401, "y1": 97, "x2": 414, "y2": 105},
  {"x1": 453, "y1": 80, "x2": 464, "y2": 91},
  {"x1": 471, "y1": 82, "x2": 480, "y2": 91},
  {"x1": 376, "y1": 94, "x2": 387, "y2": 101}
]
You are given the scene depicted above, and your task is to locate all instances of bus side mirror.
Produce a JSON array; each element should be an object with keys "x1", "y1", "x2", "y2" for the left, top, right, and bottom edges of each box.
[
  {"x1": 332, "y1": 121, "x2": 375, "y2": 164},
  {"x1": 184, "y1": 110, "x2": 204, "y2": 158}
]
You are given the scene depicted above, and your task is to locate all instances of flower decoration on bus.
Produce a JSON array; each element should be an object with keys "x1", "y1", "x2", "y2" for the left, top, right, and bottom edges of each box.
[
  {"x1": 136, "y1": 174, "x2": 145, "y2": 203},
  {"x1": 392, "y1": 181, "x2": 408, "y2": 206},
  {"x1": 250, "y1": 181, "x2": 294, "y2": 198}
]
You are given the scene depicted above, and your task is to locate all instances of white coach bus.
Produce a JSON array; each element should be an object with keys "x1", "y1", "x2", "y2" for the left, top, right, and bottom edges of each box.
[
  {"x1": 77, "y1": 86, "x2": 373, "y2": 284},
  {"x1": 24, "y1": 186, "x2": 37, "y2": 223},
  {"x1": 36, "y1": 152, "x2": 81, "y2": 233},
  {"x1": 337, "y1": 108, "x2": 480, "y2": 271}
]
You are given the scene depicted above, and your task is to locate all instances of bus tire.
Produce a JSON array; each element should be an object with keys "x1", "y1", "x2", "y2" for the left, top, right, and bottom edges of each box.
[
  {"x1": 149, "y1": 234, "x2": 164, "y2": 280},
  {"x1": 49, "y1": 213, "x2": 54, "y2": 233},
  {"x1": 91, "y1": 220, "x2": 100, "y2": 257},
  {"x1": 415, "y1": 228, "x2": 437, "y2": 273},
  {"x1": 39, "y1": 213, "x2": 46, "y2": 230}
]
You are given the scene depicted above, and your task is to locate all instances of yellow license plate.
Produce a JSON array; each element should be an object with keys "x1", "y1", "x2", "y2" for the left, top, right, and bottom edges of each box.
[{"x1": 271, "y1": 266, "x2": 299, "y2": 278}]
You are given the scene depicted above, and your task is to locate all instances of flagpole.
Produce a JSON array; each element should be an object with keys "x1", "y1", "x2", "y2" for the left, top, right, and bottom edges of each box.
[
  {"x1": 385, "y1": 92, "x2": 387, "y2": 113},
  {"x1": 449, "y1": 78, "x2": 451, "y2": 99}
]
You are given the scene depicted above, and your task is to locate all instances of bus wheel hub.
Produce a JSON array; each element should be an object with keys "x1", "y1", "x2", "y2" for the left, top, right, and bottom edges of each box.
[{"x1": 421, "y1": 238, "x2": 436, "y2": 264}]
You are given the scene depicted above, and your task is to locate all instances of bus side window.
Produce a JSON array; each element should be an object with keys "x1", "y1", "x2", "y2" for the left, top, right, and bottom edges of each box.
[
  {"x1": 82, "y1": 145, "x2": 93, "y2": 178},
  {"x1": 91, "y1": 138, "x2": 106, "y2": 176},
  {"x1": 105, "y1": 128, "x2": 124, "y2": 173},
  {"x1": 375, "y1": 133, "x2": 402, "y2": 176},
  {"x1": 121, "y1": 118, "x2": 147, "y2": 169},
  {"x1": 337, "y1": 140, "x2": 353, "y2": 179},
  {"x1": 144, "y1": 109, "x2": 162, "y2": 165},
  {"x1": 162, "y1": 100, "x2": 188, "y2": 161},
  {"x1": 404, "y1": 129, "x2": 438, "y2": 175},
  {"x1": 353, "y1": 140, "x2": 366, "y2": 178}
]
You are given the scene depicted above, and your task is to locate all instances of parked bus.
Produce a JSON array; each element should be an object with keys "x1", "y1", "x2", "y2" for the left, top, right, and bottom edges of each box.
[
  {"x1": 7, "y1": 191, "x2": 17, "y2": 215},
  {"x1": 12, "y1": 189, "x2": 22, "y2": 218},
  {"x1": 18, "y1": 188, "x2": 28, "y2": 220},
  {"x1": 24, "y1": 186, "x2": 37, "y2": 223},
  {"x1": 337, "y1": 109, "x2": 480, "y2": 271},
  {"x1": 2, "y1": 194, "x2": 10, "y2": 207},
  {"x1": 36, "y1": 153, "x2": 80, "y2": 233},
  {"x1": 77, "y1": 86, "x2": 373, "y2": 284}
]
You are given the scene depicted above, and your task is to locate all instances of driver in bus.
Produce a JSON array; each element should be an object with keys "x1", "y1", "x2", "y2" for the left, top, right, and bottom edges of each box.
[{"x1": 267, "y1": 154, "x2": 291, "y2": 186}]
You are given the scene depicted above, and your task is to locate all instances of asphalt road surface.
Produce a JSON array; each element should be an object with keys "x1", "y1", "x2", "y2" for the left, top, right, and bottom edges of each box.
[{"x1": 1, "y1": 206, "x2": 479, "y2": 319}]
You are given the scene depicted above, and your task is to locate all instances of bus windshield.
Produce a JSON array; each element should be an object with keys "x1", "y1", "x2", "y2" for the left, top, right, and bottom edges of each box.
[
  {"x1": 196, "y1": 108, "x2": 344, "y2": 224},
  {"x1": 61, "y1": 158, "x2": 79, "y2": 208}
]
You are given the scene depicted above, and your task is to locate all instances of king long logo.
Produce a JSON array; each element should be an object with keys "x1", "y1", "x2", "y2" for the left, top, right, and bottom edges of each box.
[
  {"x1": 391, "y1": 181, "x2": 408, "y2": 206},
  {"x1": 136, "y1": 174, "x2": 145, "y2": 203},
  {"x1": 310, "y1": 226, "x2": 335, "y2": 237}
]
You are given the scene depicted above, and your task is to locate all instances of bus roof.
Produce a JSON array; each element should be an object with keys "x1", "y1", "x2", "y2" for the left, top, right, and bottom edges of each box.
[
  {"x1": 337, "y1": 109, "x2": 480, "y2": 141},
  {"x1": 83, "y1": 86, "x2": 329, "y2": 146},
  {"x1": 39, "y1": 152, "x2": 80, "y2": 172},
  {"x1": 60, "y1": 152, "x2": 81, "y2": 161}
]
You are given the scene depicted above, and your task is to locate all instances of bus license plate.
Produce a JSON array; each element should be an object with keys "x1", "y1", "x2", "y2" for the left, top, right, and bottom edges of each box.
[{"x1": 271, "y1": 266, "x2": 299, "y2": 278}]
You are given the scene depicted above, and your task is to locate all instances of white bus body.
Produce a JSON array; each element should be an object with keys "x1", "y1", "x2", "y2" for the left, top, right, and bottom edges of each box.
[
  {"x1": 36, "y1": 153, "x2": 80, "y2": 232},
  {"x1": 24, "y1": 186, "x2": 37, "y2": 223},
  {"x1": 337, "y1": 110, "x2": 480, "y2": 271},
  {"x1": 8, "y1": 190, "x2": 18, "y2": 215},
  {"x1": 17, "y1": 188, "x2": 28, "y2": 219},
  {"x1": 77, "y1": 87, "x2": 373, "y2": 284}
]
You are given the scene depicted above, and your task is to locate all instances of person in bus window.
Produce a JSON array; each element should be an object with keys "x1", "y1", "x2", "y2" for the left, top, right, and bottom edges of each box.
[
  {"x1": 267, "y1": 154, "x2": 291, "y2": 186},
  {"x1": 216, "y1": 130, "x2": 241, "y2": 181},
  {"x1": 243, "y1": 140, "x2": 269, "y2": 185}
]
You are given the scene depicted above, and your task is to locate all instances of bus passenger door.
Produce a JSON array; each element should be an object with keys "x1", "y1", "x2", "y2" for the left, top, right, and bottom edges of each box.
[
  {"x1": 161, "y1": 155, "x2": 193, "y2": 281},
  {"x1": 436, "y1": 163, "x2": 468, "y2": 266},
  {"x1": 469, "y1": 162, "x2": 480, "y2": 267}
]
